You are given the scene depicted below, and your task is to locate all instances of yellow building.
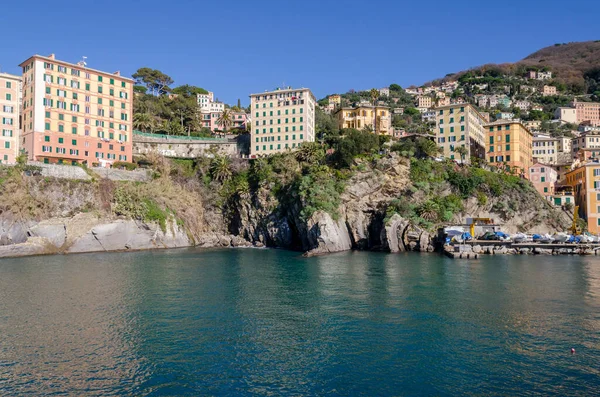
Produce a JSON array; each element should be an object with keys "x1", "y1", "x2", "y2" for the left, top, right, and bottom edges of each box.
[
  {"x1": 328, "y1": 94, "x2": 341, "y2": 106},
  {"x1": 0, "y1": 72, "x2": 21, "y2": 164},
  {"x1": 486, "y1": 120, "x2": 533, "y2": 178},
  {"x1": 435, "y1": 103, "x2": 488, "y2": 163},
  {"x1": 335, "y1": 103, "x2": 391, "y2": 135},
  {"x1": 416, "y1": 96, "x2": 432, "y2": 109},
  {"x1": 250, "y1": 87, "x2": 316, "y2": 157},
  {"x1": 19, "y1": 54, "x2": 134, "y2": 166},
  {"x1": 565, "y1": 162, "x2": 600, "y2": 234}
]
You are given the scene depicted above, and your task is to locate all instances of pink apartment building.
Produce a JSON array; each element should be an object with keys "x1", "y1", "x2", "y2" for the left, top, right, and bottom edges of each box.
[
  {"x1": 529, "y1": 162, "x2": 558, "y2": 196},
  {"x1": 573, "y1": 99, "x2": 600, "y2": 127},
  {"x1": 201, "y1": 110, "x2": 248, "y2": 132}
]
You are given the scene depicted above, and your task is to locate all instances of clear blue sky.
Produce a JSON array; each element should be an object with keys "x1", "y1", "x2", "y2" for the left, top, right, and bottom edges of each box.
[{"x1": 2, "y1": 0, "x2": 599, "y2": 105}]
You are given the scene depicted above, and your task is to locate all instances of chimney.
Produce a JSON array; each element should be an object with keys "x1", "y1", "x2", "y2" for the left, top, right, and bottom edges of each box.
[
  {"x1": 48, "y1": 54, "x2": 55, "y2": 59},
  {"x1": 113, "y1": 71, "x2": 121, "y2": 76}
]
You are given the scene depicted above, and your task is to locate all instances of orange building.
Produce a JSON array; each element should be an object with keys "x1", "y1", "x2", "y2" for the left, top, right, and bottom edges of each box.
[
  {"x1": 19, "y1": 54, "x2": 133, "y2": 166},
  {"x1": 486, "y1": 120, "x2": 533, "y2": 178},
  {"x1": 565, "y1": 161, "x2": 600, "y2": 234}
]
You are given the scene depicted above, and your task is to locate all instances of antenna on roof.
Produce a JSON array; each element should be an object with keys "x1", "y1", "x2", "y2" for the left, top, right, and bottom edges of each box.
[{"x1": 77, "y1": 56, "x2": 87, "y2": 67}]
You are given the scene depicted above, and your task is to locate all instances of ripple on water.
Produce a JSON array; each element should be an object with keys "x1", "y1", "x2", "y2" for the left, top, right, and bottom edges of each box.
[{"x1": 0, "y1": 250, "x2": 598, "y2": 396}]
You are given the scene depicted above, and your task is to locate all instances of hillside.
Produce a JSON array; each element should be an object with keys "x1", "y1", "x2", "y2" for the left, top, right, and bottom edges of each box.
[{"x1": 428, "y1": 40, "x2": 600, "y2": 94}]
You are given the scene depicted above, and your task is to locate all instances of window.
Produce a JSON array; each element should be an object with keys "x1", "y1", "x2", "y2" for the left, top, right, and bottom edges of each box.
[
  {"x1": 58, "y1": 125, "x2": 64, "y2": 133},
  {"x1": 490, "y1": 127, "x2": 494, "y2": 132},
  {"x1": 505, "y1": 125, "x2": 510, "y2": 130},
  {"x1": 45, "y1": 122, "x2": 50, "y2": 130},
  {"x1": 110, "y1": 78, "x2": 114, "y2": 85},
  {"x1": 42, "y1": 146, "x2": 52, "y2": 153},
  {"x1": 541, "y1": 177, "x2": 546, "y2": 182},
  {"x1": 544, "y1": 187, "x2": 548, "y2": 193},
  {"x1": 450, "y1": 127, "x2": 454, "y2": 133},
  {"x1": 98, "y1": 76, "x2": 103, "y2": 82},
  {"x1": 440, "y1": 128, "x2": 444, "y2": 134},
  {"x1": 506, "y1": 155, "x2": 510, "y2": 161},
  {"x1": 490, "y1": 137, "x2": 494, "y2": 144},
  {"x1": 506, "y1": 144, "x2": 510, "y2": 151},
  {"x1": 72, "y1": 116, "x2": 77, "y2": 122},
  {"x1": 58, "y1": 137, "x2": 64, "y2": 143},
  {"x1": 45, "y1": 136, "x2": 50, "y2": 142},
  {"x1": 85, "y1": 83, "x2": 90, "y2": 91},
  {"x1": 6, "y1": 81, "x2": 11, "y2": 89},
  {"x1": 98, "y1": 86, "x2": 103, "y2": 94},
  {"x1": 72, "y1": 139, "x2": 77, "y2": 145},
  {"x1": 121, "y1": 82, "x2": 126, "y2": 88},
  {"x1": 72, "y1": 127, "x2": 77, "y2": 134},
  {"x1": 4, "y1": 142, "x2": 9, "y2": 149},
  {"x1": 5, "y1": 94, "x2": 11, "y2": 101}
]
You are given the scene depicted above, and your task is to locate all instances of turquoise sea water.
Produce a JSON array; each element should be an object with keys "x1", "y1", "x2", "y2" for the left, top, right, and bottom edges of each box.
[{"x1": 0, "y1": 249, "x2": 599, "y2": 396}]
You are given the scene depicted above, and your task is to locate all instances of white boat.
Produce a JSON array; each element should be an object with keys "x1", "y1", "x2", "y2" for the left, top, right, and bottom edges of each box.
[
  {"x1": 584, "y1": 232, "x2": 599, "y2": 243},
  {"x1": 552, "y1": 232, "x2": 569, "y2": 243},
  {"x1": 512, "y1": 233, "x2": 530, "y2": 243}
]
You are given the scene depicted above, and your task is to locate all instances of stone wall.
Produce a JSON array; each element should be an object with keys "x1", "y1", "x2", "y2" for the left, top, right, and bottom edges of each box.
[
  {"x1": 133, "y1": 135, "x2": 244, "y2": 158},
  {"x1": 30, "y1": 162, "x2": 92, "y2": 180}
]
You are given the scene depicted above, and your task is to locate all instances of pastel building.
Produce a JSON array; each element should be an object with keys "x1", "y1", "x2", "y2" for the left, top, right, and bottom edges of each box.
[
  {"x1": 541, "y1": 85, "x2": 557, "y2": 96},
  {"x1": 572, "y1": 134, "x2": 600, "y2": 157},
  {"x1": 0, "y1": 73, "x2": 22, "y2": 164},
  {"x1": 435, "y1": 103, "x2": 488, "y2": 163},
  {"x1": 529, "y1": 163, "x2": 558, "y2": 196},
  {"x1": 532, "y1": 134, "x2": 559, "y2": 165},
  {"x1": 416, "y1": 96, "x2": 432, "y2": 109},
  {"x1": 20, "y1": 54, "x2": 133, "y2": 166},
  {"x1": 486, "y1": 120, "x2": 533, "y2": 178},
  {"x1": 201, "y1": 110, "x2": 248, "y2": 132},
  {"x1": 555, "y1": 107, "x2": 577, "y2": 124},
  {"x1": 565, "y1": 161, "x2": 600, "y2": 234},
  {"x1": 250, "y1": 87, "x2": 316, "y2": 157},
  {"x1": 573, "y1": 100, "x2": 600, "y2": 126},
  {"x1": 336, "y1": 103, "x2": 391, "y2": 135}
]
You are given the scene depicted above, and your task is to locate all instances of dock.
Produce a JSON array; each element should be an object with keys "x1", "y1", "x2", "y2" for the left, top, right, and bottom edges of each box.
[{"x1": 444, "y1": 240, "x2": 600, "y2": 259}]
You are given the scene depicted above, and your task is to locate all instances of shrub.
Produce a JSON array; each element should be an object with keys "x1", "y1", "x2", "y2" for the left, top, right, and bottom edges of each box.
[
  {"x1": 113, "y1": 161, "x2": 138, "y2": 171},
  {"x1": 296, "y1": 165, "x2": 345, "y2": 220}
]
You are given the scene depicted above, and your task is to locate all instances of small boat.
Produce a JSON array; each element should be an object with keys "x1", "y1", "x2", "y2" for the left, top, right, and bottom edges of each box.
[
  {"x1": 533, "y1": 234, "x2": 554, "y2": 244},
  {"x1": 583, "y1": 232, "x2": 599, "y2": 243},
  {"x1": 512, "y1": 233, "x2": 529, "y2": 243},
  {"x1": 552, "y1": 232, "x2": 569, "y2": 243}
]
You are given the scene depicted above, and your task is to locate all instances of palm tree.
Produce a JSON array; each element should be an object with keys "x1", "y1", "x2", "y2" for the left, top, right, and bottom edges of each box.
[
  {"x1": 133, "y1": 113, "x2": 154, "y2": 133},
  {"x1": 370, "y1": 88, "x2": 379, "y2": 133},
  {"x1": 454, "y1": 146, "x2": 469, "y2": 164},
  {"x1": 210, "y1": 155, "x2": 232, "y2": 181},
  {"x1": 417, "y1": 138, "x2": 440, "y2": 158},
  {"x1": 418, "y1": 201, "x2": 440, "y2": 222},
  {"x1": 295, "y1": 142, "x2": 324, "y2": 164},
  {"x1": 216, "y1": 109, "x2": 233, "y2": 135}
]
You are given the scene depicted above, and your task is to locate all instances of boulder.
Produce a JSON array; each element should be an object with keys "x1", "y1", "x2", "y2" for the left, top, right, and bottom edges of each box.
[{"x1": 305, "y1": 211, "x2": 352, "y2": 255}]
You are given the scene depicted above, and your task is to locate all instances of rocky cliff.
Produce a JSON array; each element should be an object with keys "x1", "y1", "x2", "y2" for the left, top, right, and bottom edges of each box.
[{"x1": 0, "y1": 155, "x2": 571, "y2": 258}]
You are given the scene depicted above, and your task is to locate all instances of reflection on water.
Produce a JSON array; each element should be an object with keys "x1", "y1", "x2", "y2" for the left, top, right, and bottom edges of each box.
[{"x1": 0, "y1": 249, "x2": 599, "y2": 396}]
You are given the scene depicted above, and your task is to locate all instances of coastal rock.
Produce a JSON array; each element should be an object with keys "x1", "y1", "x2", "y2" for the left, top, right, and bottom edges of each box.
[
  {"x1": 381, "y1": 214, "x2": 409, "y2": 253},
  {"x1": 305, "y1": 211, "x2": 352, "y2": 255},
  {"x1": 472, "y1": 245, "x2": 482, "y2": 254}
]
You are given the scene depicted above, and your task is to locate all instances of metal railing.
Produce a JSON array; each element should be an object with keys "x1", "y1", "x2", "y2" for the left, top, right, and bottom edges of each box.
[{"x1": 133, "y1": 130, "x2": 231, "y2": 142}]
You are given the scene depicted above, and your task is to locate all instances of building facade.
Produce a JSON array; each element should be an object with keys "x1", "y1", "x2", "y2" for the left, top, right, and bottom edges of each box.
[
  {"x1": 250, "y1": 87, "x2": 316, "y2": 157},
  {"x1": 565, "y1": 161, "x2": 600, "y2": 234},
  {"x1": 486, "y1": 120, "x2": 533, "y2": 178},
  {"x1": 573, "y1": 100, "x2": 600, "y2": 126},
  {"x1": 532, "y1": 134, "x2": 559, "y2": 165},
  {"x1": 554, "y1": 107, "x2": 577, "y2": 124},
  {"x1": 435, "y1": 103, "x2": 488, "y2": 163},
  {"x1": 416, "y1": 96, "x2": 432, "y2": 109},
  {"x1": 0, "y1": 73, "x2": 22, "y2": 164},
  {"x1": 336, "y1": 103, "x2": 392, "y2": 135},
  {"x1": 19, "y1": 54, "x2": 133, "y2": 166},
  {"x1": 541, "y1": 85, "x2": 557, "y2": 96},
  {"x1": 529, "y1": 163, "x2": 558, "y2": 196},
  {"x1": 572, "y1": 134, "x2": 600, "y2": 157}
]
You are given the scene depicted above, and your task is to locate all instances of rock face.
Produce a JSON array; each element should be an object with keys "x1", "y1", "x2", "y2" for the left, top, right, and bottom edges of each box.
[
  {"x1": 0, "y1": 153, "x2": 574, "y2": 259},
  {"x1": 0, "y1": 214, "x2": 194, "y2": 258}
]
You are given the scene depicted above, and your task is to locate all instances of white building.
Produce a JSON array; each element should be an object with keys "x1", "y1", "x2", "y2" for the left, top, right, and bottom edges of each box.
[
  {"x1": 555, "y1": 107, "x2": 577, "y2": 124},
  {"x1": 379, "y1": 87, "x2": 390, "y2": 97},
  {"x1": 250, "y1": 87, "x2": 316, "y2": 157}
]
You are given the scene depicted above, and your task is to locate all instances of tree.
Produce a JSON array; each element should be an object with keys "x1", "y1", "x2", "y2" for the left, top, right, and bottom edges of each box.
[
  {"x1": 417, "y1": 138, "x2": 441, "y2": 158},
  {"x1": 216, "y1": 109, "x2": 233, "y2": 134},
  {"x1": 454, "y1": 146, "x2": 469, "y2": 164},
  {"x1": 171, "y1": 85, "x2": 208, "y2": 97},
  {"x1": 295, "y1": 142, "x2": 325, "y2": 164},
  {"x1": 133, "y1": 113, "x2": 154, "y2": 132},
  {"x1": 169, "y1": 96, "x2": 197, "y2": 134},
  {"x1": 132, "y1": 67, "x2": 174, "y2": 96},
  {"x1": 210, "y1": 155, "x2": 232, "y2": 181},
  {"x1": 389, "y1": 84, "x2": 402, "y2": 92},
  {"x1": 133, "y1": 85, "x2": 147, "y2": 94}
]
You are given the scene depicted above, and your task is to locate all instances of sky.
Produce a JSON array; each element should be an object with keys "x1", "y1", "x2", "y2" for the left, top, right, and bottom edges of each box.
[{"x1": 1, "y1": 0, "x2": 599, "y2": 105}]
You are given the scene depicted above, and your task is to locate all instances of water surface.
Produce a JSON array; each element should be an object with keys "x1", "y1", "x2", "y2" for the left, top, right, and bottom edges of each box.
[{"x1": 0, "y1": 249, "x2": 599, "y2": 396}]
